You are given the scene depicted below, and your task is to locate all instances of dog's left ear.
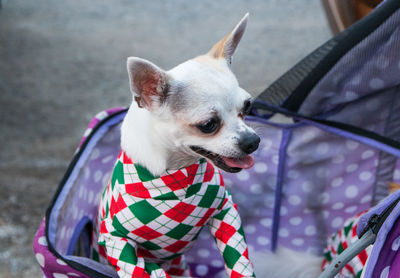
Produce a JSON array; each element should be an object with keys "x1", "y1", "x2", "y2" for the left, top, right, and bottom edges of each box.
[
  {"x1": 127, "y1": 57, "x2": 169, "y2": 109},
  {"x1": 208, "y1": 13, "x2": 248, "y2": 64}
]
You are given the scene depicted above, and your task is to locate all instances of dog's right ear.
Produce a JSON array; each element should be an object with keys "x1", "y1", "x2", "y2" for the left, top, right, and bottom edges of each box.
[{"x1": 127, "y1": 57, "x2": 169, "y2": 109}]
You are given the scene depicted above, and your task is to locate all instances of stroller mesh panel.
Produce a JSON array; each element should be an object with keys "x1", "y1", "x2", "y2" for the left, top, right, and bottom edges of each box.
[{"x1": 52, "y1": 121, "x2": 122, "y2": 255}]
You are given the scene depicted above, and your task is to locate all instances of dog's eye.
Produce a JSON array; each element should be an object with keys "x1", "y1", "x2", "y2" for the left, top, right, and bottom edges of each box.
[
  {"x1": 243, "y1": 99, "x2": 252, "y2": 115},
  {"x1": 196, "y1": 117, "x2": 220, "y2": 134}
]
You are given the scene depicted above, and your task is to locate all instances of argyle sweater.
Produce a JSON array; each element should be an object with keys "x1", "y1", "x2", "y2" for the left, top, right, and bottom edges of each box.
[
  {"x1": 95, "y1": 151, "x2": 255, "y2": 278},
  {"x1": 321, "y1": 211, "x2": 371, "y2": 278}
]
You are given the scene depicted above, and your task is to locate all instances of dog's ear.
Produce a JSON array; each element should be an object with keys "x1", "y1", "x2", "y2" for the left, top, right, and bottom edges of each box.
[
  {"x1": 127, "y1": 57, "x2": 169, "y2": 109},
  {"x1": 208, "y1": 13, "x2": 248, "y2": 64}
]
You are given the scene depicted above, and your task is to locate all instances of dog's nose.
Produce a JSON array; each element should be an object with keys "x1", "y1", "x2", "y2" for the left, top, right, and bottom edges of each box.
[{"x1": 238, "y1": 133, "x2": 260, "y2": 154}]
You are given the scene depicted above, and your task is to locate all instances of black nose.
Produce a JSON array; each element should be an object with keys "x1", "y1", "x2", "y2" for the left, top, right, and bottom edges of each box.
[{"x1": 238, "y1": 133, "x2": 260, "y2": 154}]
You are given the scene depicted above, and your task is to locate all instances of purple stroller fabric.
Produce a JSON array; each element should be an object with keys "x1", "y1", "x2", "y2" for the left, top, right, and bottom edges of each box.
[{"x1": 33, "y1": 1, "x2": 400, "y2": 277}]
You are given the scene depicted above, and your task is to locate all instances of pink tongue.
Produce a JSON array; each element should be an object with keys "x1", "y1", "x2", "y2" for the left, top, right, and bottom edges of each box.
[{"x1": 222, "y1": 155, "x2": 255, "y2": 169}]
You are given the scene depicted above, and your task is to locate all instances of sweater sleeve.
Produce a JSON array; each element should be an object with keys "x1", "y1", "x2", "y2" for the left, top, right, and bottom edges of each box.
[
  {"x1": 207, "y1": 190, "x2": 256, "y2": 277},
  {"x1": 99, "y1": 222, "x2": 171, "y2": 278}
]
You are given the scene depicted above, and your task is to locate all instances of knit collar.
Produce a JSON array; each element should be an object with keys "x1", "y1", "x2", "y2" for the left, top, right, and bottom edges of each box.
[{"x1": 118, "y1": 151, "x2": 223, "y2": 199}]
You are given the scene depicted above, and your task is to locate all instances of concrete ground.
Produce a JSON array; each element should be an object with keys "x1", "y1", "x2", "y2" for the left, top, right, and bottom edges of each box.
[{"x1": 0, "y1": 1, "x2": 331, "y2": 277}]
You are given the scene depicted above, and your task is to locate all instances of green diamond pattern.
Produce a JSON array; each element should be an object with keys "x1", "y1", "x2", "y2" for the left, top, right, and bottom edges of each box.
[
  {"x1": 198, "y1": 185, "x2": 219, "y2": 207},
  {"x1": 119, "y1": 243, "x2": 138, "y2": 265},
  {"x1": 223, "y1": 245, "x2": 241, "y2": 269},
  {"x1": 111, "y1": 161, "x2": 124, "y2": 190},
  {"x1": 154, "y1": 191, "x2": 179, "y2": 201},
  {"x1": 135, "y1": 164, "x2": 159, "y2": 182},
  {"x1": 141, "y1": 241, "x2": 162, "y2": 250},
  {"x1": 166, "y1": 223, "x2": 193, "y2": 240},
  {"x1": 186, "y1": 183, "x2": 202, "y2": 198},
  {"x1": 129, "y1": 200, "x2": 162, "y2": 224},
  {"x1": 111, "y1": 217, "x2": 130, "y2": 237}
]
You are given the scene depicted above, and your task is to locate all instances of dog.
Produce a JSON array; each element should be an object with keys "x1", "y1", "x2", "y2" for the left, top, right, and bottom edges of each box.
[{"x1": 93, "y1": 14, "x2": 261, "y2": 278}]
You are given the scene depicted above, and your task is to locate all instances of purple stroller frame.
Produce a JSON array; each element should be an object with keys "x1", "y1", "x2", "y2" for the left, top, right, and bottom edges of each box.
[{"x1": 34, "y1": 0, "x2": 400, "y2": 277}]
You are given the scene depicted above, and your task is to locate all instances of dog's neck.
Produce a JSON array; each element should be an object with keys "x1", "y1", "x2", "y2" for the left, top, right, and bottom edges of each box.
[{"x1": 121, "y1": 102, "x2": 200, "y2": 176}]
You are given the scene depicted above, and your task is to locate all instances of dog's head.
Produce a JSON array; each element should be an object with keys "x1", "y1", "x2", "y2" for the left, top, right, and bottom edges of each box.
[{"x1": 126, "y1": 14, "x2": 259, "y2": 173}]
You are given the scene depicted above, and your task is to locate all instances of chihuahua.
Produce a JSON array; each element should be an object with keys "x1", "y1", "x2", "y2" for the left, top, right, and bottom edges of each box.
[{"x1": 94, "y1": 14, "x2": 260, "y2": 278}]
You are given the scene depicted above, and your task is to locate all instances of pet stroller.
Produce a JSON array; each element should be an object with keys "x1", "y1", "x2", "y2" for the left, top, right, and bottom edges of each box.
[{"x1": 34, "y1": 0, "x2": 400, "y2": 277}]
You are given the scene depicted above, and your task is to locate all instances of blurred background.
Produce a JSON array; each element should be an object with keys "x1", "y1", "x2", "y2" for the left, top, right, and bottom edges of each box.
[{"x1": 0, "y1": 1, "x2": 332, "y2": 277}]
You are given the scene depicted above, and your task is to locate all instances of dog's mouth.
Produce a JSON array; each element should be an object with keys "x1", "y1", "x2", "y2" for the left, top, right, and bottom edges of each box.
[{"x1": 190, "y1": 146, "x2": 254, "y2": 173}]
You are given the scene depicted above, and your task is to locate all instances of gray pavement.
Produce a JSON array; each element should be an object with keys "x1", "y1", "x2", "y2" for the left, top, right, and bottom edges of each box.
[{"x1": 0, "y1": 1, "x2": 331, "y2": 277}]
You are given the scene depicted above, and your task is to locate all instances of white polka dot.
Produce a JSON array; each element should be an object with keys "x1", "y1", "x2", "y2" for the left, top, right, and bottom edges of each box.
[
  {"x1": 211, "y1": 259, "x2": 224, "y2": 267},
  {"x1": 360, "y1": 195, "x2": 372, "y2": 204},
  {"x1": 316, "y1": 143, "x2": 329, "y2": 155},
  {"x1": 301, "y1": 131, "x2": 316, "y2": 142},
  {"x1": 262, "y1": 139, "x2": 273, "y2": 151},
  {"x1": 250, "y1": 184, "x2": 262, "y2": 194},
  {"x1": 54, "y1": 274, "x2": 68, "y2": 278},
  {"x1": 376, "y1": 56, "x2": 389, "y2": 69},
  {"x1": 288, "y1": 195, "x2": 301, "y2": 206},
  {"x1": 248, "y1": 244, "x2": 254, "y2": 253},
  {"x1": 35, "y1": 253, "x2": 45, "y2": 268},
  {"x1": 257, "y1": 236, "x2": 270, "y2": 246},
  {"x1": 88, "y1": 191, "x2": 94, "y2": 204},
  {"x1": 305, "y1": 226, "x2": 317, "y2": 236},
  {"x1": 84, "y1": 167, "x2": 90, "y2": 180},
  {"x1": 331, "y1": 177, "x2": 343, "y2": 187},
  {"x1": 345, "y1": 91, "x2": 358, "y2": 101},
  {"x1": 287, "y1": 170, "x2": 300, "y2": 179},
  {"x1": 60, "y1": 226, "x2": 66, "y2": 239},
  {"x1": 345, "y1": 186, "x2": 359, "y2": 198},
  {"x1": 332, "y1": 202, "x2": 344, "y2": 210},
  {"x1": 272, "y1": 155, "x2": 279, "y2": 165},
  {"x1": 237, "y1": 170, "x2": 250, "y2": 181},
  {"x1": 260, "y1": 218, "x2": 272, "y2": 228},
  {"x1": 362, "y1": 150, "x2": 375, "y2": 159},
  {"x1": 38, "y1": 236, "x2": 47, "y2": 246},
  {"x1": 332, "y1": 155, "x2": 344, "y2": 164},
  {"x1": 316, "y1": 167, "x2": 330, "y2": 179},
  {"x1": 359, "y1": 171, "x2": 373, "y2": 181},
  {"x1": 254, "y1": 162, "x2": 268, "y2": 173},
  {"x1": 346, "y1": 164, "x2": 358, "y2": 173},
  {"x1": 319, "y1": 192, "x2": 330, "y2": 205},
  {"x1": 67, "y1": 273, "x2": 80, "y2": 277},
  {"x1": 346, "y1": 140, "x2": 359, "y2": 150},
  {"x1": 369, "y1": 78, "x2": 384, "y2": 90},
  {"x1": 292, "y1": 238, "x2": 304, "y2": 246},
  {"x1": 279, "y1": 228, "x2": 289, "y2": 238},
  {"x1": 345, "y1": 206, "x2": 358, "y2": 214},
  {"x1": 94, "y1": 170, "x2": 103, "y2": 182},
  {"x1": 350, "y1": 75, "x2": 361, "y2": 85},
  {"x1": 197, "y1": 249, "x2": 210, "y2": 258},
  {"x1": 244, "y1": 225, "x2": 256, "y2": 234},
  {"x1": 323, "y1": 210, "x2": 330, "y2": 219},
  {"x1": 91, "y1": 148, "x2": 100, "y2": 160},
  {"x1": 392, "y1": 236, "x2": 400, "y2": 251},
  {"x1": 101, "y1": 155, "x2": 114, "y2": 164},
  {"x1": 267, "y1": 176, "x2": 277, "y2": 188},
  {"x1": 280, "y1": 206, "x2": 288, "y2": 216},
  {"x1": 302, "y1": 180, "x2": 314, "y2": 193},
  {"x1": 199, "y1": 231, "x2": 210, "y2": 240},
  {"x1": 332, "y1": 217, "x2": 344, "y2": 228},
  {"x1": 289, "y1": 217, "x2": 302, "y2": 226},
  {"x1": 224, "y1": 178, "x2": 233, "y2": 186},
  {"x1": 195, "y1": 265, "x2": 209, "y2": 276},
  {"x1": 380, "y1": 266, "x2": 390, "y2": 278},
  {"x1": 366, "y1": 99, "x2": 380, "y2": 111},
  {"x1": 394, "y1": 169, "x2": 400, "y2": 180},
  {"x1": 56, "y1": 259, "x2": 67, "y2": 266}
]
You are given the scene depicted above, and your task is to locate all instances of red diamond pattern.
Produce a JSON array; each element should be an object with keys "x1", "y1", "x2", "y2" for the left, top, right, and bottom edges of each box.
[
  {"x1": 126, "y1": 182, "x2": 152, "y2": 198},
  {"x1": 132, "y1": 226, "x2": 163, "y2": 241},
  {"x1": 164, "y1": 202, "x2": 196, "y2": 222}
]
